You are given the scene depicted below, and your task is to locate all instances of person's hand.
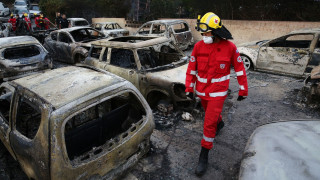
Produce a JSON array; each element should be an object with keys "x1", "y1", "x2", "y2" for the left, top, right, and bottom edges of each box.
[
  {"x1": 186, "y1": 92, "x2": 194, "y2": 99},
  {"x1": 237, "y1": 96, "x2": 247, "y2": 101}
]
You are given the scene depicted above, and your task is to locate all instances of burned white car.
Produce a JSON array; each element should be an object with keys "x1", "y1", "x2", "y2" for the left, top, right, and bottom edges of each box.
[
  {"x1": 0, "y1": 36, "x2": 52, "y2": 82},
  {"x1": 239, "y1": 120, "x2": 320, "y2": 180},
  {"x1": 0, "y1": 66, "x2": 154, "y2": 179},
  {"x1": 84, "y1": 36, "x2": 193, "y2": 109},
  {"x1": 135, "y1": 20, "x2": 194, "y2": 53},
  {"x1": 0, "y1": 22, "x2": 11, "y2": 37},
  {"x1": 43, "y1": 27, "x2": 106, "y2": 64},
  {"x1": 91, "y1": 22, "x2": 129, "y2": 37},
  {"x1": 238, "y1": 28, "x2": 320, "y2": 78},
  {"x1": 68, "y1": 18, "x2": 90, "y2": 27}
]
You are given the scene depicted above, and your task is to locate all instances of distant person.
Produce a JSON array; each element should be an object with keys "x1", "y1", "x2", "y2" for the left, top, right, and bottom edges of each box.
[
  {"x1": 23, "y1": 13, "x2": 32, "y2": 32},
  {"x1": 59, "y1": 14, "x2": 69, "y2": 29},
  {"x1": 8, "y1": 14, "x2": 16, "y2": 31},
  {"x1": 55, "y1": 12, "x2": 62, "y2": 27}
]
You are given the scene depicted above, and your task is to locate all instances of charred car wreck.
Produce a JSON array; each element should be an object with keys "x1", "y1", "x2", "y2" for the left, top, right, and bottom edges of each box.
[
  {"x1": 135, "y1": 20, "x2": 194, "y2": 53},
  {"x1": 0, "y1": 66, "x2": 154, "y2": 179},
  {"x1": 238, "y1": 28, "x2": 320, "y2": 77},
  {"x1": 84, "y1": 36, "x2": 193, "y2": 110},
  {"x1": 0, "y1": 36, "x2": 52, "y2": 82},
  {"x1": 43, "y1": 27, "x2": 106, "y2": 64}
]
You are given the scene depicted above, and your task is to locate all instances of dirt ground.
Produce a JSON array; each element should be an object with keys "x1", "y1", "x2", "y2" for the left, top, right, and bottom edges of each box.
[{"x1": 1, "y1": 63, "x2": 320, "y2": 180}]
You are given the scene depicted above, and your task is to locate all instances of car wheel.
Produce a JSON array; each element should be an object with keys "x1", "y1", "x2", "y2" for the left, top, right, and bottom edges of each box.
[{"x1": 241, "y1": 55, "x2": 252, "y2": 71}]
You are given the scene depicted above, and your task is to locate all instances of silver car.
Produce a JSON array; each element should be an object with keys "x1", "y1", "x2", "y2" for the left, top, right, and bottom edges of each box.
[
  {"x1": 68, "y1": 18, "x2": 90, "y2": 27},
  {"x1": 135, "y1": 20, "x2": 194, "y2": 53},
  {"x1": 91, "y1": 22, "x2": 129, "y2": 37},
  {"x1": 0, "y1": 2, "x2": 10, "y2": 17}
]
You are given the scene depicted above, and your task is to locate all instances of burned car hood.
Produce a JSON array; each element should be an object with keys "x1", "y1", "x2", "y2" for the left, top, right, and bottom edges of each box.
[
  {"x1": 146, "y1": 63, "x2": 188, "y2": 84},
  {"x1": 238, "y1": 40, "x2": 268, "y2": 49}
]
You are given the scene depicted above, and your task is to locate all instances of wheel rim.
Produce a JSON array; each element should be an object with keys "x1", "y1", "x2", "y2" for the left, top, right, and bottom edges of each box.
[{"x1": 241, "y1": 56, "x2": 251, "y2": 70}]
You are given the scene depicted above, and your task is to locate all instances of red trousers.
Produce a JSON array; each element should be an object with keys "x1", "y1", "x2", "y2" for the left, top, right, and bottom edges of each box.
[{"x1": 201, "y1": 98, "x2": 225, "y2": 149}]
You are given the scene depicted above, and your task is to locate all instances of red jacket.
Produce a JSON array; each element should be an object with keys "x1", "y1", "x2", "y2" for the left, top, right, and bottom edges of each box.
[
  {"x1": 8, "y1": 18, "x2": 17, "y2": 31},
  {"x1": 185, "y1": 39, "x2": 248, "y2": 100},
  {"x1": 24, "y1": 17, "x2": 32, "y2": 30}
]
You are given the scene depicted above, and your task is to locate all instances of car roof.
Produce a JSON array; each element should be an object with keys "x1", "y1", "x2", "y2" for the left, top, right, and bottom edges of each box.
[
  {"x1": 12, "y1": 66, "x2": 126, "y2": 109},
  {"x1": 91, "y1": 36, "x2": 170, "y2": 49},
  {"x1": 289, "y1": 28, "x2": 320, "y2": 34},
  {"x1": 68, "y1": 18, "x2": 88, "y2": 21},
  {"x1": 94, "y1": 22, "x2": 117, "y2": 25},
  {"x1": 143, "y1": 19, "x2": 187, "y2": 25},
  {"x1": 0, "y1": 36, "x2": 39, "y2": 48},
  {"x1": 239, "y1": 120, "x2": 320, "y2": 180},
  {"x1": 53, "y1": 26, "x2": 93, "y2": 33}
]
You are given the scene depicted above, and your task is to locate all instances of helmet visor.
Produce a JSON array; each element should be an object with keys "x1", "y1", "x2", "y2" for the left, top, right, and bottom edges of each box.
[{"x1": 195, "y1": 23, "x2": 210, "y2": 32}]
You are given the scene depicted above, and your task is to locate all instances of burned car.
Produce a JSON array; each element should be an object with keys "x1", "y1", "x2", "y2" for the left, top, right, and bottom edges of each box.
[
  {"x1": 0, "y1": 36, "x2": 52, "y2": 82},
  {"x1": 68, "y1": 18, "x2": 90, "y2": 27},
  {"x1": 0, "y1": 22, "x2": 11, "y2": 37},
  {"x1": 84, "y1": 36, "x2": 192, "y2": 109},
  {"x1": 43, "y1": 27, "x2": 106, "y2": 64},
  {"x1": 135, "y1": 20, "x2": 194, "y2": 53},
  {"x1": 305, "y1": 64, "x2": 320, "y2": 96},
  {"x1": 239, "y1": 120, "x2": 320, "y2": 180},
  {"x1": 0, "y1": 66, "x2": 154, "y2": 179},
  {"x1": 238, "y1": 28, "x2": 320, "y2": 77},
  {"x1": 91, "y1": 22, "x2": 129, "y2": 37}
]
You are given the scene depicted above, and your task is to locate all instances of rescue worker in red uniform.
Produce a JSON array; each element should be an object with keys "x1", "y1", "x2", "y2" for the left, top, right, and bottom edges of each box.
[
  {"x1": 185, "y1": 12, "x2": 248, "y2": 176},
  {"x1": 36, "y1": 13, "x2": 50, "y2": 30},
  {"x1": 23, "y1": 13, "x2": 32, "y2": 32},
  {"x1": 8, "y1": 14, "x2": 16, "y2": 31}
]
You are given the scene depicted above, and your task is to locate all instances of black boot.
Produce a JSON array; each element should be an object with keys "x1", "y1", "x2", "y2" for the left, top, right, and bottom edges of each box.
[
  {"x1": 195, "y1": 147, "x2": 209, "y2": 176},
  {"x1": 216, "y1": 121, "x2": 225, "y2": 136}
]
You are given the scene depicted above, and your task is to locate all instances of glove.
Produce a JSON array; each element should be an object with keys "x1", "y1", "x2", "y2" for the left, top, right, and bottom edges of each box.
[
  {"x1": 237, "y1": 96, "x2": 247, "y2": 101},
  {"x1": 186, "y1": 92, "x2": 194, "y2": 99}
]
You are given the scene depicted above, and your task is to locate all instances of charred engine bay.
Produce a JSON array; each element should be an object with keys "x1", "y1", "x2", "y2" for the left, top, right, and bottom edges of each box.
[{"x1": 1, "y1": 63, "x2": 320, "y2": 179}]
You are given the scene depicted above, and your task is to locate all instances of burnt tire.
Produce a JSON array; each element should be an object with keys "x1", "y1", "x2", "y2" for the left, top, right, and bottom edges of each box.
[{"x1": 75, "y1": 53, "x2": 87, "y2": 64}]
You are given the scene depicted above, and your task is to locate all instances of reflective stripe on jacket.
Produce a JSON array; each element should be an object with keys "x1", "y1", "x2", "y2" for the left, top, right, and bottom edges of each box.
[{"x1": 185, "y1": 39, "x2": 248, "y2": 100}]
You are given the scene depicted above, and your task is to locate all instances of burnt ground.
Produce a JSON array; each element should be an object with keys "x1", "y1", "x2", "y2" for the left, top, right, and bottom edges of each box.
[{"x1": 1, "y1": 65, "x2": 320, "y2": 179}]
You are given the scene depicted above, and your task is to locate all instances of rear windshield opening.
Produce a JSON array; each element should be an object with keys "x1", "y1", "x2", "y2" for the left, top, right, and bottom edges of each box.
[
  {"x1": 74, "y1": 21, "x2": 89, "y2": 26},
  {"x1": 64, "y1": 92, "x2": 146, "y2": 165},
  {"x1": 3, "y1": 45, "x2": 40, "y2": 60},
  {"x1": 138, "y1": 48, "x2": 181, "y2": 69}
]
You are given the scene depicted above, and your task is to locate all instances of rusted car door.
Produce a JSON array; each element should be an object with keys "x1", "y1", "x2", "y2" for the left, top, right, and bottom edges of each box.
[
  {"x1": 57, "y1": 32, "x2": 73, "y2": 63},
  {"x1": 9, "y1": 92, "x2": 50, "y2": 179},
  {"x1": 169, "y1": 22, "x2": 192, "y2": 48},
  {"x1": 105, "y1": 48, "x2": 140, "y2": 88},
  {"x1": 257, "y1": 34, "x2": 315, "y2": 77},
  {"x1": 0, "y1": 83, "x2": 16, "y2": 158}
]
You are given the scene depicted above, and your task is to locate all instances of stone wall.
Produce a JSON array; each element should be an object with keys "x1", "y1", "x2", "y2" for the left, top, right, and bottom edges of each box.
[{"x1": 92, "y1": 18, "x2": 320, "y2": 45}]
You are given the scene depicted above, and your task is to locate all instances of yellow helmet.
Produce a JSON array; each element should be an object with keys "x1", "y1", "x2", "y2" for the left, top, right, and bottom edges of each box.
[
  {"x1": 195, "y1": 12, "x2": 233, "y2": 39},
  {"x1": 24, "y1": 13, "x2": 28, "y2": 17},
  {"x1": 34, "y1": 13, "x2": 37, "y2": 16},
  {"x1": 10, "y1": 13, "x2": 13, "y2": 17},
  {"x1": 196, "y1": 12, "x2": 222, "y2": 32}
]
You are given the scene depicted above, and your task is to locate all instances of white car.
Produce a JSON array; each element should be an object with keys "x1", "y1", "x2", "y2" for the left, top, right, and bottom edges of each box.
[
  {"x1": 68, "y1": 18, "x2": 90, "y2": 27},
  {"x1": 29, "y1": 4, "x2": 41, "y2": 18},
  {"x1": 91, "y1": 22, "x2": 129, "y2": 37},
  {"x1": 13, "y1": 0, "x2": 28, "y2": 10},
  {"x1": 0, "y1": 2, "x2": 10, "y2": 17}
]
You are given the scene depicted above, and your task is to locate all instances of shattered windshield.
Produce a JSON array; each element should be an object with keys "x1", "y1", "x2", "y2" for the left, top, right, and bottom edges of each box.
[
  {"x1": 70, "y1": 29, "x2": 104, "y2": 42},
  {"x1": 137, "y1": 48, "x2": 185, "y2": 71}
]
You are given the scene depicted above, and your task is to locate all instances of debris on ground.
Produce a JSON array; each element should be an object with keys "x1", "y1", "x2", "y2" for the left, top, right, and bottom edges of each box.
[{"x1": 182, "y1": 112, "x2": 194, "y2": 121}]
